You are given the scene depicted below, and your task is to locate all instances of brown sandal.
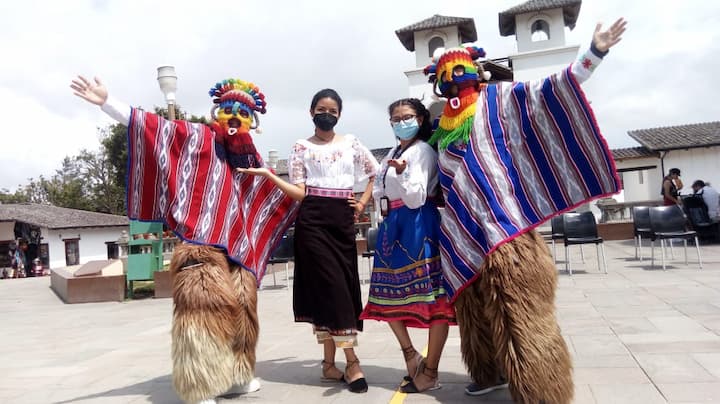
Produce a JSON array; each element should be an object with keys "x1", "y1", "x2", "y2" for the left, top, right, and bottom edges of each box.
[
  {"x1": 321, "y1": 360, "x2": 344, "y2": 383},
  {"x1": 401, "y1": 360, "x2": 441, "y2": 393},
  {"x1": 401, "y1": 345, "x2": 423, "y2": 384}
]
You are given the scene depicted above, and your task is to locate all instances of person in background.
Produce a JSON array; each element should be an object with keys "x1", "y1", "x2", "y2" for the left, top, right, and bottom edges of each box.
[
  {"x1": 662, "y1": 168, "x2": 684, "y2": 206},
  {"x1": 692, "y1": 180, "x2": 720, "y2": 221}
]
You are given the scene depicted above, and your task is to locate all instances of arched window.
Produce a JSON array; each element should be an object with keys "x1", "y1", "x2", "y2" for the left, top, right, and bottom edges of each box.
[
  {"x1": 530, "y1": 19, "x2": 550, "y2": 42},
  {"x1": 428, "y1": 36, "x2": 445, "y2": 59}
]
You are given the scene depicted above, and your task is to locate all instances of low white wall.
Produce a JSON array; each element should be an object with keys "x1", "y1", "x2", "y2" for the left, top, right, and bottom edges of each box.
[{"x1": 44, "y1": 226, "x2": 126, "y2": 269}]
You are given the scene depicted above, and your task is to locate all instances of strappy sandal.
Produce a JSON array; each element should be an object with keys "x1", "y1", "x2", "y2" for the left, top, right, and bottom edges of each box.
[
  {"x1": 344, "y1": 359, "x2": 368, "y2": 393},
  {"x1": 320, "y1": 360, "x2": 344, "y2": 383},
  {"x1": 400, "y1": 345, "x2": 423, "y2": 385},
  {"x1": 400, "y1": 360, "x2": 441, "y2": 394}
]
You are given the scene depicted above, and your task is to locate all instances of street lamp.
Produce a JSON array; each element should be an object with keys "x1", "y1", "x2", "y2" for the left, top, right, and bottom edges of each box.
[
  {"x1": 157, "y1": 65, "x2": 177, "y2": 120},
  {"x1": 267, "y1": 149, "x2": 279, "y2": 170}
]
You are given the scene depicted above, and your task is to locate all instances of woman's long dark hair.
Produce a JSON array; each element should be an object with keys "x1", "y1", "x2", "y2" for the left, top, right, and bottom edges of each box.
[
  {"x1": 387, "y1": 98, "x2": 433, "y2": 144},
  {"x1": 311, "y1": 88, "x2": 343, "y2": 113}
]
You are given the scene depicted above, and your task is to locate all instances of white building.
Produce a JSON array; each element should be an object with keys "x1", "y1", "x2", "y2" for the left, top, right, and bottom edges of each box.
[
  {"x1": 626, "y1": 122, "x2": 720, "y2": 198},
  {"x1": 395, "y1": 0, "x2": 581, "y2": 121},
  {"x1": 394, "y1": 14, "x2": 480, "y2": 120},
  {"x1": 0, "y1": 204, "x2": 128, "y2": 270},
  {"x1": 498, "y1": 0, "x2": 581, "y2": 81}
]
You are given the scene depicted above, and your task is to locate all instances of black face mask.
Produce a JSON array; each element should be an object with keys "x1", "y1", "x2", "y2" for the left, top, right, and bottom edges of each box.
[{"x1": 313, "y1": 113, "x2": 338, "y2": 131}]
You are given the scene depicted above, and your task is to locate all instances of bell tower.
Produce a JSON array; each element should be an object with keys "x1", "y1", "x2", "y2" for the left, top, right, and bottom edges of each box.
[
  {"x1": 395, "y1": 15, "x2": 477, "y2": 120},
  {"x1": 499, "y1": 0, "x2": 582, "y2": 80}
]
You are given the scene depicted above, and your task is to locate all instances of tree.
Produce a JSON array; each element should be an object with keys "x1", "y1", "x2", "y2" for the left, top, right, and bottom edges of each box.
[
  {"x1": 41, "y1": 156, "x2": 93, "y2": 211},
  {"x1": 100, "y1": 122, "x2": 128, "y2": 194},
  {"x1": 154, "y1": 104, "x2": 209, "y2": 124},
  {"x1": 77, "y1": 149, "x2": 124, "y2": 214},
  {"x1": 0, "y1": 187, "x2": 30, "y2": 204}
]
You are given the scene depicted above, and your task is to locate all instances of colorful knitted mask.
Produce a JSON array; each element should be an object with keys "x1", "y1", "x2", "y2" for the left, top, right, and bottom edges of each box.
[
  {"x1": 424, "y1": 46, "x2": 487, "y2": 100},
  {"x1": 208, "y1": 79, "x2": 267, "y2": 136},
  {"x1": 423, "y1": 46, "x2": 489, "y2": 149}
]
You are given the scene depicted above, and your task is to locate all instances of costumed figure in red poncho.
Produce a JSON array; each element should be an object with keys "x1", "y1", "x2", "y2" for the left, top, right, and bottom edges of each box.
[
  {"x1": 71, "y1": 76, "x2": 298, "y2": 404},
  {"x1": 422, "y1": 19, "x2": 626, "y2": 403}
]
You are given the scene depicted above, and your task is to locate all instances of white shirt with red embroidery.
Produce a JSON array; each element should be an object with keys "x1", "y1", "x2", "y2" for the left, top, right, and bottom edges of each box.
[{"x1": 289, "y1": 134, "x2": 379, "y2": 189}]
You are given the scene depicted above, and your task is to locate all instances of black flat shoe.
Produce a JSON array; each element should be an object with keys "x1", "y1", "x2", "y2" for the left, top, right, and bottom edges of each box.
[
  {"x1": 347, "y1": 377, "x2": 368, "y2": 393},
  {"x1": 345, "y1": 359, "x2": 368, "y2": 393}
]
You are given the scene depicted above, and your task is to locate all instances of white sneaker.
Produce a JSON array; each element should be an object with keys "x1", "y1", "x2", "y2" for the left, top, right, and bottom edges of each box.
[
  {"x1": 195, "y1": 399, "x2": 217, "y2": 404},
  {"x1": 224, "y1": 377, "x2": 261, "y2": 395}
]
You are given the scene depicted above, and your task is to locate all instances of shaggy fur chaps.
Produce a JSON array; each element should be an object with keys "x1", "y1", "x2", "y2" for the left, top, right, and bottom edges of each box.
[
  {"x1": 455, "y1": 231, "x2": 573, "y2": 404},
  {"x1": 169, "y1": 244, "x2": 259, "y2": 403}
]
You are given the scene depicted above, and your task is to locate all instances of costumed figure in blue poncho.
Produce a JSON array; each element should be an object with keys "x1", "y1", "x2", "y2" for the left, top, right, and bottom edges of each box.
[{"x1": 423, "y1": 19, "x2": 626, "y2": 403}]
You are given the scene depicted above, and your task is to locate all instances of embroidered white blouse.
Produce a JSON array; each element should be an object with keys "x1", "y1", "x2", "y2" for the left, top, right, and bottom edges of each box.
[
  {"x1": 372, "y1": 141, "x2": 438, "y2": 210},
  {"x1": 289, "y1": 134, "x2": 380, "y2": 189}
]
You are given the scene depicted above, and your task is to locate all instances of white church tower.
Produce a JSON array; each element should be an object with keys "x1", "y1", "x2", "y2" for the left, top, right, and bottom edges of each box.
[
  {"x1": 395, "y1": 15, "x2": 478, "y2": 120},
  {"x1": 499, "y1": 0, "x2": 582, "y2": 80},
  {"x1": 395, "y1": 2, "x2": 582, "y2": 119}
]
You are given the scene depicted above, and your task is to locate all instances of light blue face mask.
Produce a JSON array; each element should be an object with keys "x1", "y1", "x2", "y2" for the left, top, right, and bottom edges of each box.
[{"x1": 391, "y1": 118, "x2": 420, "y2": 140}]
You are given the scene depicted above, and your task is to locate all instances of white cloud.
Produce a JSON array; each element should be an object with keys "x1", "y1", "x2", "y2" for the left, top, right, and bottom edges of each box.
[{"x1": 1, "y1": 0, "x2": 718, "y2": 189}]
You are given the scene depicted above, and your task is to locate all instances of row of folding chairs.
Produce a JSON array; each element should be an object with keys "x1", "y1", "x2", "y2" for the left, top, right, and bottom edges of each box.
[
  {"x1": 632, "y1": 205, "x2": 703, "y2": 270},
  {"x1": 550, "y1": 211, "x2": 606, "y2": 275}
]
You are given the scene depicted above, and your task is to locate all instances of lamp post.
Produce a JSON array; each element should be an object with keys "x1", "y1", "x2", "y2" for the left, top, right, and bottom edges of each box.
[
  {"x1": 267, "y1": 149, "x2": 279, "y2": 170},
  {"x1": 157, "y1": 65, "x2": 178, "y2": 120}
]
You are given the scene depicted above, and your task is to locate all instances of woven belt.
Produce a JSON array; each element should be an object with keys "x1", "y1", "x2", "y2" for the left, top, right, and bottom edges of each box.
[
  {"x1": 306, "y1": 186, "x2": 353, "y2": 199},
  {"x1": 389, "y1": 199, "x2": 405, "y2": 210}
]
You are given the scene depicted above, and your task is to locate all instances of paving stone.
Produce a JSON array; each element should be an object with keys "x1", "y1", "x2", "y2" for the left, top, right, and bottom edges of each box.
[
  {"x1": 589, "y1": 383, "x2": 666, "y2": 404},
  {"x1": 2, "y1": 239, "x2": 720, "y2": 404}
]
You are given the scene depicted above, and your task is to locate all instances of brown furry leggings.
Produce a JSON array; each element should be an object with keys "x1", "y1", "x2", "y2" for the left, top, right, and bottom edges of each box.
[
  {"x1": 454, "y1": 231, "x2": 573, "y2": 404},
  {"x1": 169, "y1": 244, "x2": 259, "y2": 403}
]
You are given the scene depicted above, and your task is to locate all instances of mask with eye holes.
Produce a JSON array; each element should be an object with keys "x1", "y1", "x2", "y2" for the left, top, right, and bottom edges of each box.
[
  {"x1": 423, "y1": 46, "x2": 492, "y2": 150},
  {"x1": 208, "y1": 79, "x2": 267, "y2": 169}
]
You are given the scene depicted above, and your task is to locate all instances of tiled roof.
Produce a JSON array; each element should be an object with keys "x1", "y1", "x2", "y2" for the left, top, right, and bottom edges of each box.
[
  {"x1": 611, "y1": 147, "x2": 660, "y2": 161},
  {"x1": 628, "y1": 121, "x2": 720, "y2": 151},
  {"x1": 396, "y1": 14, "x2": 477, "y2": 51},
  {"x1": 0, "y1": 203, "x2": 128, "y2": 229},
  {"x1": 499, "y1": 0, "x2": 582, "y2": 36}
]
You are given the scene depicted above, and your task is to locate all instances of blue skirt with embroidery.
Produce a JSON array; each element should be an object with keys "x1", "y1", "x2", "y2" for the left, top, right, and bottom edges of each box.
[{"x1": 360, "y1": 202, "x2": 456, "y2": 328}]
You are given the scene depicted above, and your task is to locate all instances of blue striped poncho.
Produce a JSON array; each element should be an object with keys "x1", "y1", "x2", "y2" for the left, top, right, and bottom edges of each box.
[{"x1": 439, "y1": 66, "x2": 620, "y2": 301}]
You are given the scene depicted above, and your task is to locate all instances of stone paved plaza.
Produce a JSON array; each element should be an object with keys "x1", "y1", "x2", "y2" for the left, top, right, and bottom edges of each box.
[{"x1": 2, "y1": 239, "x2": 720, "y2": 403}]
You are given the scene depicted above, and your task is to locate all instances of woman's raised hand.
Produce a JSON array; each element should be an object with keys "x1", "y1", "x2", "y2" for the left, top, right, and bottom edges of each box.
[
  {"x1": 593, "y1": 18, "x2": 627, "y2": 53},
  {"x1": 70, "y1": 75, "x2": 108, "y2": 106}
]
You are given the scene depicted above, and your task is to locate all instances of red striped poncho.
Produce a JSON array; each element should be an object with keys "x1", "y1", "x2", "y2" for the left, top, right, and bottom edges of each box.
[{"x1": 126, "y1": 109, "x2": 298, "y2": 284}]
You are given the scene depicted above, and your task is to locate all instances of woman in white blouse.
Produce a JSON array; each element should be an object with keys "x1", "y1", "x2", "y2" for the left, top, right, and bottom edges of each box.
[
  {"x1": 239, "y1": 89, "x2": 379, "y2": 393},
  {"x1": 359, "y1": 98, "x2": 455, "y2": 393}
]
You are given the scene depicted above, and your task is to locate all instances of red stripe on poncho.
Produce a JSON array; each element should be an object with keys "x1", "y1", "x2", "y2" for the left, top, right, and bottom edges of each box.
[{"x1": 126, "y1": 108, "x2": 298, "y2": 284}]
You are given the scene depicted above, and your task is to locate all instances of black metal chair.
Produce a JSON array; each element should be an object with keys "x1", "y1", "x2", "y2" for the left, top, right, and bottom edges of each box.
[
  {"x1": 648, "y1": 205, "x2": 702, "y2": 270},
  {"x1": 632, "y1": 206, "x2": 654, "y2": 261},
  {"x1": 683, "y1": 196, "x2": 719, "y2": 242},
  {"x1": 268, "y1": 233, "x2": 294, "y2": 288},
  {"x1": 550, "y1": 215, "x2": 565, "y2": 264},
  {"x1": 562, "y1": 211, "x2": 606, "y2": 275},
  {"x1": 362, "y1": 227, "x2": 378, "y2": 284}
]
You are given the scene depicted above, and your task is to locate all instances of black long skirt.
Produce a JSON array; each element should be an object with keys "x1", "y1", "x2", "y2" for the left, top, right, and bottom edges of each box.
[{"x1": 293, "y1": 195, "x2": 363, "y2": 334}]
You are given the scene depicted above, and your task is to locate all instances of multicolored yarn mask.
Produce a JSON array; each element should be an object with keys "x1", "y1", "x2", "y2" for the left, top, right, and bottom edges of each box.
[
  {"x1": 424, "y1": 46, "x2": 487, "y2": 150},
  {"x1": 208, "y1": 79, "x2": 267, "y2": 136}
]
